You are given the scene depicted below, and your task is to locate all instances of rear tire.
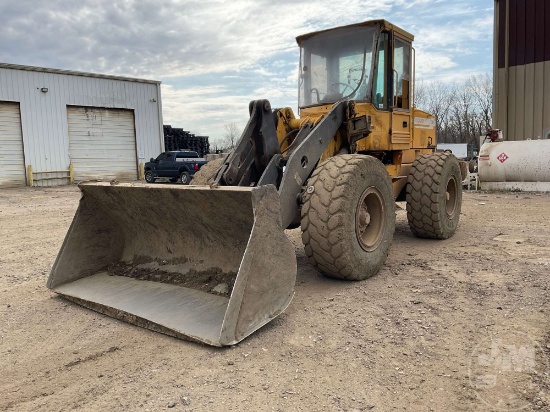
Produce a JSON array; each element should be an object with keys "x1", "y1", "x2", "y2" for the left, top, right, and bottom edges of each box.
[
  {"x1": 145, "y1": 170, "x2": 155, "y2": 183},
  {"x1": 406, "y1": 152, "x2": 462, "y2": 239},
  {"x1": 301, "y1": 154, "x2": 395, "y2": 280},
  {"x1": 180, "y1": 171, "x2": 191, "y2": 185},
  {"x1": 191, "y1": 158, "x2": 224, "y2": 185}
]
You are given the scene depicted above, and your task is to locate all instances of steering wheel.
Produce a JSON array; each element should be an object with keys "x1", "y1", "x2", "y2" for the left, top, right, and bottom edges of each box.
[{"x1": 331, "y1": 82, "x2": 352, "y2": 95}]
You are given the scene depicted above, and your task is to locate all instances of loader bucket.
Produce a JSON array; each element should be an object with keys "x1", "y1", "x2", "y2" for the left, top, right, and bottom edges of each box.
[{"x1": 47, "y1": 182, "x2": 297, "y2": 346}]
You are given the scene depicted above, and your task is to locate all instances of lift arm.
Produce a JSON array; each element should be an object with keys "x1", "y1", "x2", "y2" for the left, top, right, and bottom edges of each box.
[{"x1": 213, "y1": 99, "x2": 347, "y2": 228}]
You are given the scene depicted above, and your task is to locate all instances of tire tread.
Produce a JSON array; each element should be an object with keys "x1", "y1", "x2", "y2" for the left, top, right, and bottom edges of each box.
[
  {"x1": 301, "y1": 154, "x2": 395, "y2": 280},
  {"x1": 406, "y1": 152, "x2": 462, "y2": 239}
]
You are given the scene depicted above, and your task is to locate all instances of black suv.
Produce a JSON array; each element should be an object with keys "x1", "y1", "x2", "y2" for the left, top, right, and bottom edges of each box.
[{"x1": 144, "y1": 151, "x2": 208, "y2": 184}]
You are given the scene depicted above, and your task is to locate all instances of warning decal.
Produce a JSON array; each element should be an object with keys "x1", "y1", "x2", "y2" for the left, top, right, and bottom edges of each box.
[{"x1": 497, "y1": 153, "x2": 509, "y2": 163}]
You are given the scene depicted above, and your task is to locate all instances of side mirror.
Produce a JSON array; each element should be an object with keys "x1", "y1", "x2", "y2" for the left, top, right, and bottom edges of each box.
[{"x1": 150, "y1": 158, "x2": 156, "y2": 163}]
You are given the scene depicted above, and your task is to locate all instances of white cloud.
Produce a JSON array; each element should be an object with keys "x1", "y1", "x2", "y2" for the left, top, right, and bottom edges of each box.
[
  {"x1": 0, "y1": 0, "x2": 494, "y2": 143},
  {"x1": 161, "y1": 84, "x2": 252, "y2": 141},
  {"x1": 415, "y1": 52, "x2": 458, "y2": 76}
]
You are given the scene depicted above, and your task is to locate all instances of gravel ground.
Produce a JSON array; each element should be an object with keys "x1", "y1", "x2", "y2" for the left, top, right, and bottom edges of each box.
[{"x1": 1, "y1": 185, "x2": 549, "y2": 411}]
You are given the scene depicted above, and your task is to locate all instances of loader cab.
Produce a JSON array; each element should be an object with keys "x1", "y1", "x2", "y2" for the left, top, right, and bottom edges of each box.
[{"x1": 297, "y1": 20, "x2": 413, "y2": 113}]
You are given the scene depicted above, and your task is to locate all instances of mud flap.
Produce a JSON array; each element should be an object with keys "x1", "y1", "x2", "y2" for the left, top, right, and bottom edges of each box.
[{"x1": 47, "y1": 182, "x2": 297, "y2": 346}]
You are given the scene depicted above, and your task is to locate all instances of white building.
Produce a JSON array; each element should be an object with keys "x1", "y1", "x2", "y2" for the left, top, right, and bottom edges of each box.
[{"x1": 0, "y1": 63, "x2": 164, "y2": 187}]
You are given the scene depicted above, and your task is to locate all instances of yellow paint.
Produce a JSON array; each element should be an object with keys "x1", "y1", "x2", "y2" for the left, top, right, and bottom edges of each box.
[
  {"x1": 412, "y1": 108, "x2": 437, "y2": 148},
  {"x1": 26, "y1": 164, "x2": 77, "y2": 186},
  {"x1": 320, "y1": 131, "x2": 344, "y2": 163},
  {"x1": 139, "y1": 162, "x2": 145, "y2": 180},
  {"x1": 274, "y1": 99, "x2": 436, "y2": 185},
  {"x1": 391, "y1": 111, "x2": 411, "y2": 146},
  {"x1": 305, "y1": 103, "x2": 434, "y2": 153},
  {"x1": 69, "y1": 164, "x2": 74, "y2": 184},
  {"x1": 27, "y1": 165, "x2": 33, "y2": 186}
]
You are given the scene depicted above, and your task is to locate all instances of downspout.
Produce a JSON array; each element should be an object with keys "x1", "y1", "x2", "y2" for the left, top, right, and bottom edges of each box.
[
  {"x1": 504, "y1": 0, "x2": 510, "y2": 141},
  {"x1": 493, "y1": 0, "x2": 498, "y2": 133},
  {"x1": 156, "y1": 83, "x2": 164, "y2": 153}
]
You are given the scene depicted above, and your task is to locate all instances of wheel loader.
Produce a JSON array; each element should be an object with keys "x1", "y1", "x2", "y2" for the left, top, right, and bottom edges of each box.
[{"x1": 47, "y1": 20, "x2": 463, "y2": 346}]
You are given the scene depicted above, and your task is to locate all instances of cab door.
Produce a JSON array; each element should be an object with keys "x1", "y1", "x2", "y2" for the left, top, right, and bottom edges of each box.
[
  {"x1": 156, "y1": 153, "x2": 173, "y2": 177},
  {"x1": 390, "y1": 35, "x2": 412, "y2": 146}
]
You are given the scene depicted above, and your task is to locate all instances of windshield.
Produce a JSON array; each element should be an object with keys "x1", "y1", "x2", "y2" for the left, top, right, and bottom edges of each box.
[{"x1": 298, "y1": 25, "x2": 377, "y2": 108}]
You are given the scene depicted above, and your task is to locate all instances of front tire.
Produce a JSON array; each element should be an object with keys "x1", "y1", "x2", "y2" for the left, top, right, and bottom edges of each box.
[
  {"x1": 144, "y1": 170, "x2": 155, "y2": 183},
  {"x1": 406, "y1": 152, "x2": 462, "y2": 239},
  {"x1": 301, "y1": 155, "x2": 396, "y2": 280}
]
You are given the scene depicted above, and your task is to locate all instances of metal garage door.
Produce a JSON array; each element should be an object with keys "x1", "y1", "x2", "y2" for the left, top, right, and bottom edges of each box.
[
  {"x1": 68, "y1": 106, "x2": 137, "y2": 181},
  {"x1": 0, "y1": 102, "x2": 26, "y2": 187}
]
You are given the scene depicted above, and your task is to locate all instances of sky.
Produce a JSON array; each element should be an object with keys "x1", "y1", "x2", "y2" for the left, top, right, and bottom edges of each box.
[{"x1": 0, "y1": 0, "x2": 494, "y2": 144}]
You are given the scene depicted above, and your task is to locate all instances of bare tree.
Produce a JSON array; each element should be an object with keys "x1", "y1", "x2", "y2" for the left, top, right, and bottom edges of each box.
[
  {"x1": 209, "y1": 123, "x2": 241, "y2": 153},
  {"x1": 222, "y1": 123, "x2": 240, "y2": 150},
  {"x1": 414, "y1": 79, "x2": 456, "y2": 142},
  {"x1": 447, "y1": 83, "x2": 475, "y2": 144},
  {"x1": 415, "y1": 74, "x2": 493, "y2": 152},
  {"x1": 208, "y1": 140, "x2": 222, "y2": 154},
  {"x1": 468, "y1": 73, "x2": 493, "y2": 136}
]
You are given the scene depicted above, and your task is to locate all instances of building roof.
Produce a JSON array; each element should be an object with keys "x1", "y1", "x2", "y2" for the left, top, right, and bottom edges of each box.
[{"x1": 0, "y1": 62, "x2": 161, "y2": 84}]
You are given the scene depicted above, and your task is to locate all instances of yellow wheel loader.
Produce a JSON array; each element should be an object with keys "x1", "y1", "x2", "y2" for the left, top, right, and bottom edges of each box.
[{"x1": 47, "y1": 20, "x2": 463, "y2": 346}]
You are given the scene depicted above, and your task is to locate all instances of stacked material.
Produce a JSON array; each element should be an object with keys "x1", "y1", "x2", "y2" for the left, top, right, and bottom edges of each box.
[{"x1": 164, "y1": 125, "x2": 210, "y2": 157}]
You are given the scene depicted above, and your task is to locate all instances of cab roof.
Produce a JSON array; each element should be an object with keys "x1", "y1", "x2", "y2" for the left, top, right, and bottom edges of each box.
[{"x1": 296, "y1": 19, "x2": 414, "y2": 44}]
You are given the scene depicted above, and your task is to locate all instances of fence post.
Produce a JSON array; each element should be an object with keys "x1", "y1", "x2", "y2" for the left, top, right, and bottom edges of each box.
[
  {"x1": 27, "y1": 165, "x2": 33, "y2": 186},
  {"x1": 139, "y1": 162, "x2": 145, "y2": 180},
  {"x1": 69, "y1": 164, "x2": 74, "y2": 184}
]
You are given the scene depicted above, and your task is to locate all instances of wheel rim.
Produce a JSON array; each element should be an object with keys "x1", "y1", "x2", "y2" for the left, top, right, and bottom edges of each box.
[
  {"x1": 355, "y1": 186, "x2": 385, "y2": 252},
  {"x1": 181, "y1": 174, "x2": 188, "y2": 184},
  {"x1": 445, "y1": 176, "x2": 458, "y2": 217},
  {"x1": 145, "y1": 172, "x2": 152, "y2": 182}
]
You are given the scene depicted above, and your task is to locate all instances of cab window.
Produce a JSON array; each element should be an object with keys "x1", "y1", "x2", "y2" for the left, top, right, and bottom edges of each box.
[
  {"x1": 393, "y1": 37, "x2": 411, "y2": 110},
  {"x1": 372, "y1": 32, "x2": 389, "y2": 110}
]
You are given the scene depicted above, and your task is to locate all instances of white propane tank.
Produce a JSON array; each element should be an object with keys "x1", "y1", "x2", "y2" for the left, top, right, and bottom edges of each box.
[{"x1": 478, "y1": 139, "x2": 550, "y2": 191}]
